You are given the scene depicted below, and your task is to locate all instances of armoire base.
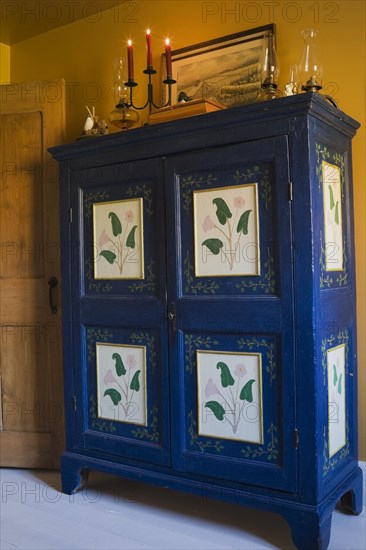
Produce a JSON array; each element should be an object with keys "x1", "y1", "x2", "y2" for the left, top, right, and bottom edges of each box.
[{"x1": 61, "y1": 452, "x2": 363, "y2": 550}]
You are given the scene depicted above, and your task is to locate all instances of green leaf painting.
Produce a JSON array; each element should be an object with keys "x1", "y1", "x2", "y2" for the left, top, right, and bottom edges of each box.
[
  {"x1": 202, "y1": 238, "x2": 224, "y2": 255},
  {"x1": 112, "y1": 353, "x2": 126, "y2": 376},
  {"x1": 130, "y1": 370, "x2": 141, "y2": 391},
  {"x1": 100, "y1": 250, "x2": 117, "y2": 264},
  {"x1": 108, "y1": 212, "x2": 122, "y2": 236},
  {"x1": 205, "y1": 401, "x2": 226, "y2": 421},
  {"x1": 201, "y1": 353, "x2": 260, "y2": 439},
  {"x1": 97, "y1": 202, "x2": 141, "y2": 277},
  {"x1": 236, "y1": 210, "x2": 252, "y2": 235},
  {"x1": 337, "y1": 372, "x2": 343, "y2": 395},
  {"x1": 126, "y1": 225, "x2": 138, "y2": 248},
  {"x1": 239, "y1": 379, "x2": 255, "y2": 402},
  {"x1": 212, "y1": 198, "x2": 232, "y2": 225},
  {"x1": 216, "y1": 362, "x2": 235, "y2": 387},
  {"x1": 335, "y1": 202, "x2": 339, "y2": 225},
  {"x1": 328, "y1": 185, "x2": 335, "y2": 210},
  {"x1": 104, "y1": 388, "x2": 122, "y2": 405},
  {"x1": 198, "y1": 189, "x2": 257, "y2": 274},
  {"x1": 100, "y1": 348, "x2": 146, "y2": 424}
]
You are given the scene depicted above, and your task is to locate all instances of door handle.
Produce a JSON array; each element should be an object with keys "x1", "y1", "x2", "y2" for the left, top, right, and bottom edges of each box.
[{"x1": 48, "y1": 276, "x2": 58, "y2": 315}]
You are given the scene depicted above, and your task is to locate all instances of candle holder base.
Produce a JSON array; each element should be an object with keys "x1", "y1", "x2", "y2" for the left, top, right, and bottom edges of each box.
[{"x1": 124, "y1": 68, "x2": 176, "y2": 111}]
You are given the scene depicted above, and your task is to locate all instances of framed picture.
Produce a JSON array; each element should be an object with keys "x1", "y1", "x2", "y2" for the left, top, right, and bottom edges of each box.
[
  {"x1": 197, "y1": 349, "x2": 263, "y2": 443},
  {"x1": 322, "y1": 161, "x2": 344, "y2": 271},
  {"x1": 193, "y1": 183, "x2": 260, "y2": 277},
  {"x1": 162, "y1": 24, "x2": 274, "y2": 107},
  {"x1": 93, "y1": 198, "x2": 144, "y2": 280},
  {"x1": 96, "y1": 342, "x2": 147, "y2": 426},
  {"x1": 327, "y1": 344, "x2": 346, "y2": 457}
]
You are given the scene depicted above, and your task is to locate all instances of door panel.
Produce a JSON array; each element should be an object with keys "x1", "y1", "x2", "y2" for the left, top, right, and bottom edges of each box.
[
  {"x1": 66, "y1": 159, "x2": 171, "y2": 466},
  {"x1": 166, "y1": 137, "x2": 297, "y2": 491},
  {"x1": 0, "y1": 82, "x2": 65, "y2": 468}
]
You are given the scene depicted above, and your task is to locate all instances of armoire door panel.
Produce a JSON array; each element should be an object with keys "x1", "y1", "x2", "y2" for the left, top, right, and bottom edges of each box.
[
  {"x1": 79, "y1": 324, "x2": 170, "y2": 466},
  {"x1": 67, "y1": 158, "x2": 171, "y2": 466},
  {"x1": 166, "y1": 137, "x2": 297, "y2": 491}
]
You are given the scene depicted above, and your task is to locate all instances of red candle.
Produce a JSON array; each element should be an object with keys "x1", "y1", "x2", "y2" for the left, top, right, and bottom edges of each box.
[
  {"x1": 146, "y1": 29, "x2": 153, "y2": 69},
  {"x1": 127, "y1": 40, "x2": 134, "y2": 81},
  {"x1": 165, "y1": 38, "x2": 172, "y2": 79}
]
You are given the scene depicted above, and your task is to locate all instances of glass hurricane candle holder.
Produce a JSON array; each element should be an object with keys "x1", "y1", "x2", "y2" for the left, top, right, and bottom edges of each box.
[
  {"x1": 257, "y1": 33, "x2": 282, "y2": 101},
  {"x1": 298, "y1": 29, "x2": 323, "y2": 92},
  {"x1": 109, "y1": 57, "x2": 140, "y2": 130}
]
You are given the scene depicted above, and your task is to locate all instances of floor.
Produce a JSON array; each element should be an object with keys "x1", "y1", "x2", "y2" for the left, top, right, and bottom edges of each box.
[{"x1": 0, "y1": 468, "x2": 365, "y2": 550}]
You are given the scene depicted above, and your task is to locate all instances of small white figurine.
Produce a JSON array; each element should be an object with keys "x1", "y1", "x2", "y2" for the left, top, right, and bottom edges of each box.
[{"x1": 80, "y1": 106, "x2": 108, "y2": 138}]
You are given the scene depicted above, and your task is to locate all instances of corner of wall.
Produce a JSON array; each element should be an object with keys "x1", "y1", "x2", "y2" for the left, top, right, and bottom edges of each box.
[{"x1": 0, "y1": 43, "x2": 11, "y2": 83}]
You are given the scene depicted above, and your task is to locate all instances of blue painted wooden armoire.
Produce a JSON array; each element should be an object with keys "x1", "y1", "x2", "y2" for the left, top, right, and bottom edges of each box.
[{"x1": 50, "y1": 93, "x2": 363, "y2": 550}]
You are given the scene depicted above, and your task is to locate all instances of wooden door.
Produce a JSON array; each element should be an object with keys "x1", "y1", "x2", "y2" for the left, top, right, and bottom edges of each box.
[{"x1": 0, "y1": 80, "x2": 65, "y2": 468}]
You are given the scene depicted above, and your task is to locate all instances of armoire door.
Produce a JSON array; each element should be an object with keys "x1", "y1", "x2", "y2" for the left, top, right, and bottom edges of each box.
[
  {"x1": 165, "y1": 136, "x2": 297, "y2": 492},
  {"x1": 63, "y1": 157, "x2": 171, "y2": 466},
  {"x1": 0, "y1": 80, "x2": 65, "y2": 468}
]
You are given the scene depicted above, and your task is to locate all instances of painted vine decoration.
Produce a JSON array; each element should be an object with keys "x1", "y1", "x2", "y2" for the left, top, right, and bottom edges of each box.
[
  {"x1": 183, "y1": 251, "x2": 219, "y2": 295},
  {"x1": 234, "y1": 165, "x2": 272, "y2": 211},
  {"x1": 315, "y1": 143, "x2": 331, "y2": 190},
  {"x1": 86, "y1": 258, "x2": 113, "y2": 293},
  {"x1": 181, "y1": 174, "x2": 217, "y2": 212},
  {"x1": 84, "y1": 191, "x2": 109, "y2": 218},
  {"x1": 235, "y1": 247, "x2": 275, "y2": 294},
  {"x1": 126, "y1": 185, "x2": 153, "y2": 218},
  {"x1": 132, "y1": 406, "x2": 160, "y2": 443},
  {"x1": 242, "y1": 423, "x2": 278, "y2": 460},
  {"x1": 185, "y1": 334, "x2": 219, "y2": 373},
  {"x1": 237, "y1": 336, "x2": 276, "y2": 384},
  {"x1": 336, "y1": 240, "x2": 348, "y2": 287},
  {"x1": 188, "y1": 411, "x2": 224, "y2": 453},
  {"x1": 323, "y1": 425, "x2": 350, "y2": 477},
  {"x1": 89, "y1": 395, "x2": 116, "y2": 433},
  {"x1": 87, "y1": 328, "x2": 114, "y2": 361},
  {"x1": 128, "y1": 260, "x2": 156, "y2": 293},
  {"x1": 130, "y1": 332, "x2": 157, "y2": 370}
]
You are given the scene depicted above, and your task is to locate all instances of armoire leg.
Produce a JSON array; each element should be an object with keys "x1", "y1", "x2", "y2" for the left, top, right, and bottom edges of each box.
[
  {"x1": 61, "y1": 464, "x2": 89, "y2": 495},
  {"x1": 285, "y1": 510, "x2": 332, "y2": 550},
  {"x1": 339, "y1": 468, "x2": 363, "y2": 515}
]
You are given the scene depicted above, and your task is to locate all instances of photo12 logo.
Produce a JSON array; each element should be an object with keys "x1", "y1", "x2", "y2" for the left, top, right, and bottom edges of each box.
[{"x1": 201, "y1": 2, "x2": 340, "y2": 24}]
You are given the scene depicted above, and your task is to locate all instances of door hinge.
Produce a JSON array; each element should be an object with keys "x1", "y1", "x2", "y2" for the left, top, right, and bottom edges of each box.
[
  {"x1": 293, "y1": 428, "x2": 299, "y2": 449},
  {"x1": 288, "y1": 181, "x2": 293, "y2": 201},
  {"x1": 69, "y1": 208, "x2": 73, "y2": 223},
  {"x1": 72, "y1": 396, "x2": 77, "y2": 412}
]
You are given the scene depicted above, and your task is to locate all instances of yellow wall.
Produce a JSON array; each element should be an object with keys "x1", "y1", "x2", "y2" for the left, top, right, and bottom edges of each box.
[
  {"x1": 0, "y1": 43, "x2": 10, "y2": 83},
  {"x1": 9, "y1": 1, "x2": 365, "y2": 459}
]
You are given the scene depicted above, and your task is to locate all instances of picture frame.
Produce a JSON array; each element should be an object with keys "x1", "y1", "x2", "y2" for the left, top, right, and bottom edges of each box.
[
  {"x1": 197, "y1": 349, "x2": 263, "y2": 444},
  {"x1": 193, "y1": 183, "x2": 260, "y2": 278},
  {"x1": 162, "y1": 24, "x2": 275, "y2": 107},
  {"x1": 96, "y1": 342, "x2": 147, "y2": 426},
  {"x1": 93, "y1": 198, "x2": 144, "y2": 280},
  {"x1": 322, "y1": 161, "x2": 344, "y2": 271}
]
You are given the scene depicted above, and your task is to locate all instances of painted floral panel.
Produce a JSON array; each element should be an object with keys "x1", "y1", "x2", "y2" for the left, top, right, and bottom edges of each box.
[
  {"x1": 193, "y1": 184, "x2": 260, "y2": 277},
  {"x1": 96, "y1": 343, "x2": 147, "y2": 426},
  {"x1": 327, "y1": 344, "x2": 346, "y2": 457},
  {"x1": 93, "y1": 198, "x2": 144, "y2": 279},
  {"x1": 322, "y1": 161, "x2": 343, "y2": 271},
  {"x1": 197, "y1": 350, "x2": 262, "y2": 443}
]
